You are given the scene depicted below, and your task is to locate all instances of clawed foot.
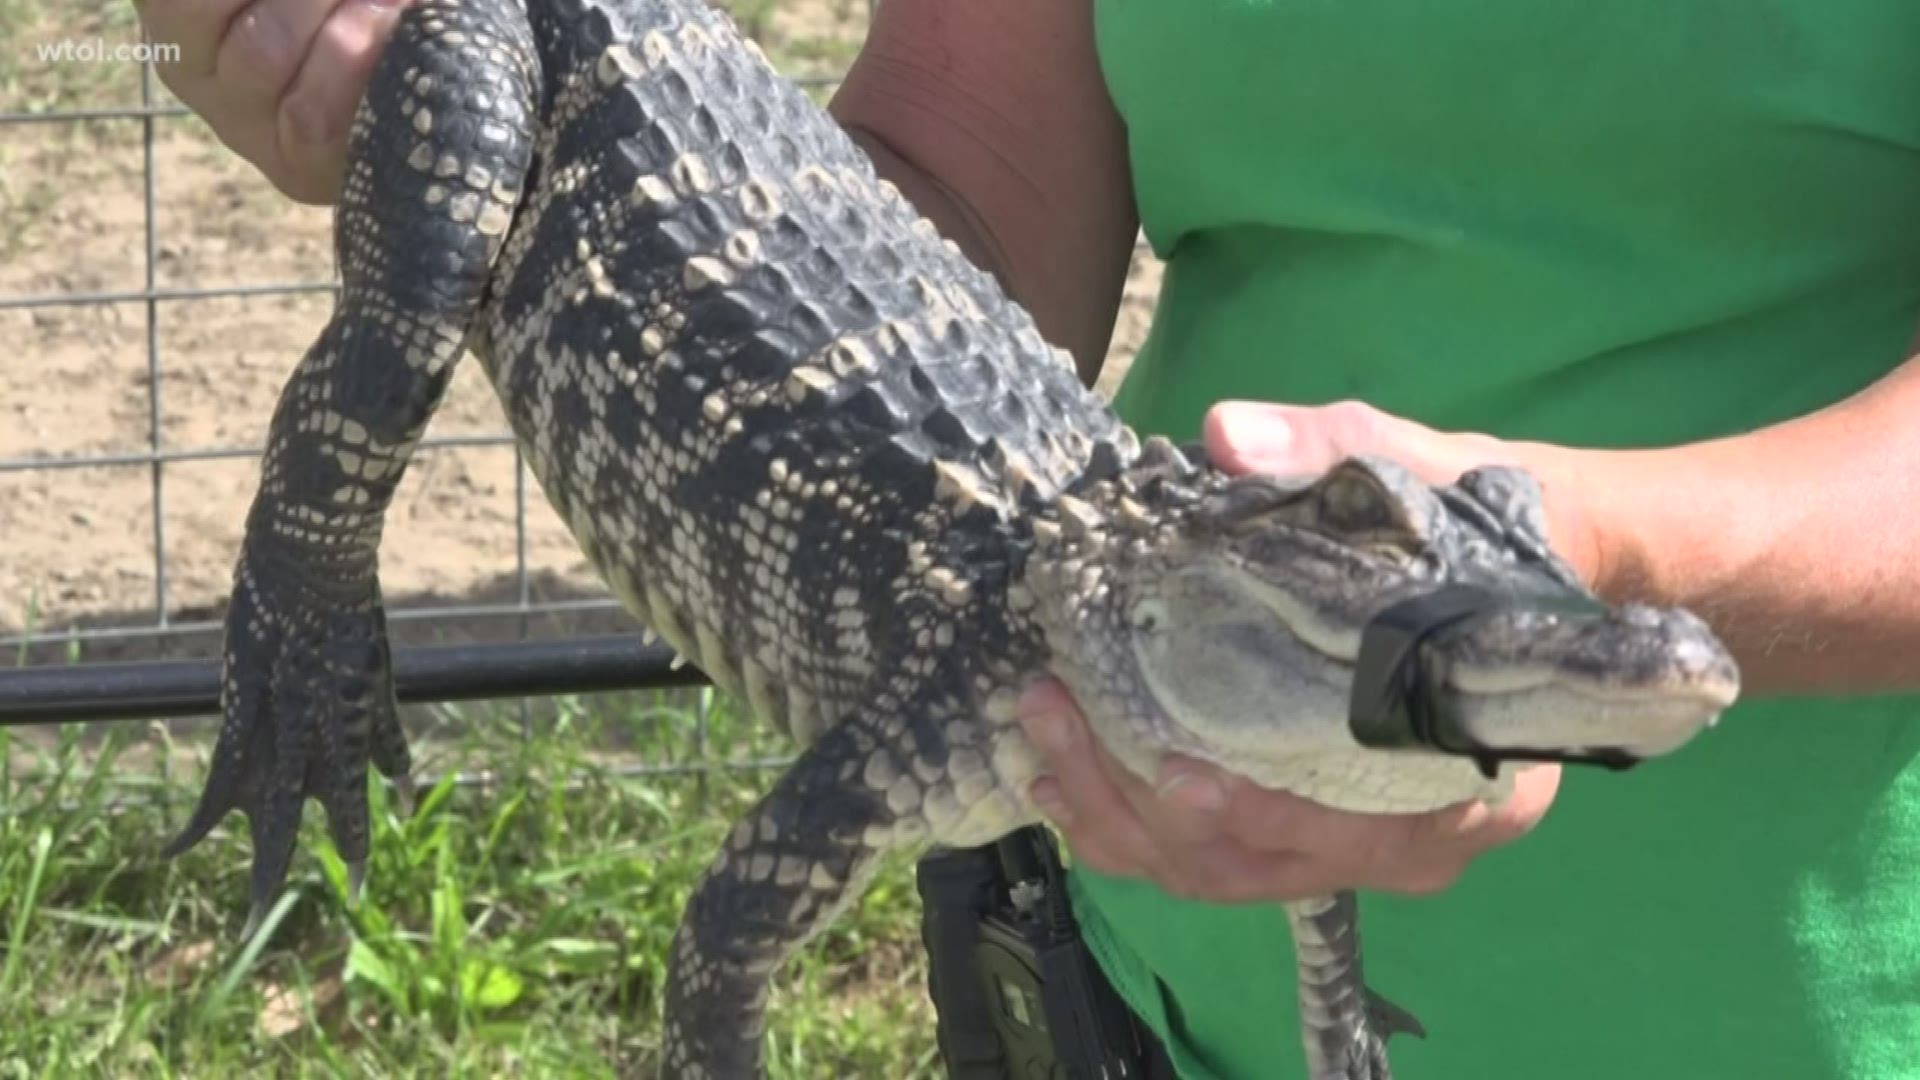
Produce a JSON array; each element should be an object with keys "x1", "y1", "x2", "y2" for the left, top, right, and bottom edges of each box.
[
  {"x1": 162, "y1": 543, "x2": 413, "y2": 938},
  {"x1": 1354, "y1": 987, "x2": 1425, "y2": 1079},
  {"x1": 1287, "y1": 892, "x2": 1427, "y2": 1080},
  {"x1": 1307, "y1": 986, "x2": 1424, "y2": 1080},
  {"x1": 1367, "y1": 986, "x2": 1427, "y2": 1042}
]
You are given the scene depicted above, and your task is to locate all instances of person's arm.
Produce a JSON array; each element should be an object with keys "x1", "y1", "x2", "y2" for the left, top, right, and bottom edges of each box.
[
  {"x1": 1525, "y1": 357, "x2": 1920, "y2": 695},
  {"x1": 1198, "y1": 356, "x2": 1920, "y2": 696},
  {"x1": 136, "y1": 0, "x2": 1142, "y2": 383},
  {"x1": 831, "y1": 0, "x2": 1139, "y2": 383}
]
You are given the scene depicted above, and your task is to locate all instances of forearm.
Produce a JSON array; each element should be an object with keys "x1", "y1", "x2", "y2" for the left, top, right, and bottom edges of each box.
[
  {"x1": 1538, "y1": 355, "x2": 1920, "y2": 695},
  {"x1": 828, "y1": 0, "x2": 1139, "y2": 384},
  {"x1": 840, "y1": 128, "x2": 1017, "y2": 305}
]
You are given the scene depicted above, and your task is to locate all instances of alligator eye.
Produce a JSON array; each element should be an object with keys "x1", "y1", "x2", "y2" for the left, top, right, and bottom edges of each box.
[
  {"x1": 1129, "y1": 599, "x2": 1168, "y2": 635},
  {"x1": 1366, "y1": 542, "x2": 1416, "y2": 565}
]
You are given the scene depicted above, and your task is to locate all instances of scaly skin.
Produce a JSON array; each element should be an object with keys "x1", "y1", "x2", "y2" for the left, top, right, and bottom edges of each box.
[{"x1": 160, "y1": 1, "x2": 1741, "y2": 1076}]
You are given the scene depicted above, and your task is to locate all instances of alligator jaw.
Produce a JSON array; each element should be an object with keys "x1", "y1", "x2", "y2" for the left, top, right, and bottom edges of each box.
[
  {"x1": 1025, "y1": 453, "x2": 1743, "y2": 811},
  {"x1": 1431, "y1": 601, "x2": 1739, "y2": 761}
]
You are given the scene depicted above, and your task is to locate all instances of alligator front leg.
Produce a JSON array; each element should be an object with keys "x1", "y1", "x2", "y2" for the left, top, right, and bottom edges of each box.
[
  {"x1": 1286, "y1": 892, "x2": 1426, "y2": 1080},
  {"x1": 661, "y1": 705, "x2": 932, "y2": 1079},
  {"x1": 161, "y1": 0, "x2": 537, "y2": 935}
]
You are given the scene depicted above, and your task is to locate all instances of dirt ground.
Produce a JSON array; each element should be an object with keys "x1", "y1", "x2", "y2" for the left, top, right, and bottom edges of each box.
[{"x1": 0, "y1": 0, "x2": 1163, "y2": 669}]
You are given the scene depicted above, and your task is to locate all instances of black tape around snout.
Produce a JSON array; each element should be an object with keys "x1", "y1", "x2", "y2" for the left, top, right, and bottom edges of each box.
[{"x1": 1348, "y1": 584, "x2": 1644, "y2": 779}]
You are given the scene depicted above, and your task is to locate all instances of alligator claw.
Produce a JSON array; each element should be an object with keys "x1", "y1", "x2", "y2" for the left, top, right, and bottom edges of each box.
[
  {"x1": 162, "y1": 543, "x2": 411, "y2": 934},
  {"x1": 1366, "y1": 988, "x2": 1427, "y2": 1041},
  {"x1": 240, "y1": 902, "x2": 268, "y2": 943},
  {"x1": 389, "y1": 770, "x2": 417, "y2": 820}
]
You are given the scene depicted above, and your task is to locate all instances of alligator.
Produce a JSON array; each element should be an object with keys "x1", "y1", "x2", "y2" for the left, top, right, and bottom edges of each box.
[{"x1": 156, "y1": 0, "x2": 1741, "y2": 1075}]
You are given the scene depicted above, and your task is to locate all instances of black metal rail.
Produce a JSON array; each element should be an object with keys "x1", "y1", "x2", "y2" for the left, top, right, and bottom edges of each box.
[
  {"x1": 0, "y1": 27, "x2": 859, "y2": 690},
  {"x1": 0, "y1": 636, "x2": 708, "y2": 726}
]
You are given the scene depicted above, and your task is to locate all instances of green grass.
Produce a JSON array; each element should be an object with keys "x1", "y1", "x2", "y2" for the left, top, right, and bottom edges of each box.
[
  {"x1": 2, "y1": 0, "x2": 917, "y2": 1071},
  {"x1": 0, "y1": 0, "x2": 149, "y2": 115},
  {"x1": 0, "y1": 689, "x2": 939, "y2": 1077},
  {"x1": 0, "y1": 0, "x2": 861, "y2": 115}
]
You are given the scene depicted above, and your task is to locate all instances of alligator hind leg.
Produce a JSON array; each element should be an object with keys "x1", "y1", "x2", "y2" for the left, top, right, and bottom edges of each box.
[
  {"x1": 662, "y1": 707, "x2": 923, "y2": 1079},
  {"x1": 1287, "y1": 892, "x2": 1427, "y2": 1080},
  {"x1": 161, "y1": 0, "x2": 537, "y2": 935}
]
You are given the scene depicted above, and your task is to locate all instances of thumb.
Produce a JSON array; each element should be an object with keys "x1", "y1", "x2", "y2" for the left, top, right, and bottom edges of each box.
[
  {"x1": 1203, "y1": 399, "x2": 1504, "y2": 486},
  {"x1": 1201, "y1": 400, "x2": 1385, "y2": 479}
]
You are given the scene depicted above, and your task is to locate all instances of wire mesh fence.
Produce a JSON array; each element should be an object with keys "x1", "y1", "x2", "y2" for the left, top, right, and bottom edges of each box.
[
  {"x1": 1, "y1": 1, "x2": 868, "y2": 657},
  {"x1": 0, "y1": 1, "x2": 896, "y2": 809},
  {"x1": 0, "y1": 0, "x2": 1157, "y2": 770}
]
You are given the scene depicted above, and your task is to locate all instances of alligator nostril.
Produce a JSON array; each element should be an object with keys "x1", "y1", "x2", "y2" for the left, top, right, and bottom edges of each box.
[{"x1": 1701, "y1": 645, "x2": 1740, "y2": 680}]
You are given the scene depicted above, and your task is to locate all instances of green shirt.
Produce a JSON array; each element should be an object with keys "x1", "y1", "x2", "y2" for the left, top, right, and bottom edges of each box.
[{"x1": 1078, "y1": 2, "x2": 1920, "y2": 1077}]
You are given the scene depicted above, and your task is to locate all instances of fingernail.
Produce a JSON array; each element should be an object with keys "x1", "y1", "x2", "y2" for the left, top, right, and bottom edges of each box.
[
  {"x1": 1214, "y1": 402, "x2": 1295, "y2": 470},
  {"x1": 236, "y1": 8, "x2": 291, "y2": 69},
  {"x1": 1030, "y1": 778, "x2": 1073, "y2": 825},
  {"x1": 1017, "y1": 684, "x2": 1075, "y2": 753},
  {"x1": 1157, "y1": 767, "x2": 1227, "y2": 814}
]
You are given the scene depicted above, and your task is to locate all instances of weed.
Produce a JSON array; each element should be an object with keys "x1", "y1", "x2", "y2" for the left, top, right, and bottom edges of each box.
[
  {"x1": 0, "y1": 692, "x2": 939, "y2": 1076},
  {"x1": 1, "y1": 1, "x2": 939, "y2": 1073}
]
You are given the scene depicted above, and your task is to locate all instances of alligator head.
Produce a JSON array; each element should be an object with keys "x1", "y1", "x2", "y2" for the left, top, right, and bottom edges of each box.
[{"x1": 1026, "y1": 439, "x2": 1739, "y2": 812}]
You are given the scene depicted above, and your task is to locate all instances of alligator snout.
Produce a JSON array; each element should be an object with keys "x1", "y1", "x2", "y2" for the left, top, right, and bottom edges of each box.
[
  {"x1": 1611, "y1": 603, "x2": 1741, "y2": 706},
  {"x1": 1439, "y1": 598, "x2": 1735, "y2": 695}
]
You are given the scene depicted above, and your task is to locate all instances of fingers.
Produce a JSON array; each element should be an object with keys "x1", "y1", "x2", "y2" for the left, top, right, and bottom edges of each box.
[
  {"x1": 1210, "y1": 764, "x2": 1561, "y2": 896},
  {"x1": 1017, "y1": 680, "x2": 1162, "y2": 876},
  {"x1": 1015, "y1": 680, "x2": 1293, "y2": 899},
  {"x1": 1015, "y1": 677, "x2": 1562, "y2": 903},
  {"x1": 137, "y1": 0, "x2": 409, "y2": 204},
  {"x1": 273, "y1": 0, "x2": 404, "y2": 199},
  {"x1": 1213, "y1": 778, "x2": 1474, "y2": 896},
  {"x1": 1202, "y1": 399, "x2": 1516, "y2": 487},
  {"x1": 142, "y1": 0, "x2": 254, "y2": 77},
  {"x1": 217, "y1": 0, "x2": 343, "y2": 102},
  {"x1": 1201, "y1": 399, "x2": 1368, "y2": 479}
]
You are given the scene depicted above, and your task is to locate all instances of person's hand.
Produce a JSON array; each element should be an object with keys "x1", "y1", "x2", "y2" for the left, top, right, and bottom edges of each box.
[
  {"x1": 1197, "y1": 399, "x2": 1604, "y2": 588},
  {"x1": 1016, "y1": 398, "x2": 1590, "y2": 904},
  {"x1": 135, "y1": 0, "x2": 411, "y2": 204}
]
